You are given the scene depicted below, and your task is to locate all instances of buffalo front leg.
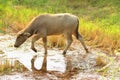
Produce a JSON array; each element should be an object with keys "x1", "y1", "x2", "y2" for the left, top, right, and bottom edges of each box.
[
  {"x1": 31, "y1": 34, "x2": 40, "y2": 52},
  {"x1": 63, "y1": 34, "x2": 73, "y2": 55},
  {"x1": 40, "y1": 37, "x2": 47, "y2": 72}
]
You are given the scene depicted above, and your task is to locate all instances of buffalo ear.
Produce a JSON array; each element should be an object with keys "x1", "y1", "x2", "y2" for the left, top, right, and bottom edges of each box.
[{"x1": 24, "y1": 32, "x2": 31, "y2": 37}]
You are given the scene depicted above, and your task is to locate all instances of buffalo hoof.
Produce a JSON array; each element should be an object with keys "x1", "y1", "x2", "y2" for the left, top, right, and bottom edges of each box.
[
  {"x1": 31, "y1": 48, "x2": 37, "y2": 52},
  {"x1": 62, "y1": 51, "x2": 66, "y2": 57},
  {"x1": 85, "y1": 48, "x2": 89, "y2": 53}
]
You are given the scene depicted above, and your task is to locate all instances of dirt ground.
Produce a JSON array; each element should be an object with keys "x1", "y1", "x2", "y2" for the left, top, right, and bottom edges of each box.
[{"x1": 0, "y1": 34, "x2": 120, "y2": 80}]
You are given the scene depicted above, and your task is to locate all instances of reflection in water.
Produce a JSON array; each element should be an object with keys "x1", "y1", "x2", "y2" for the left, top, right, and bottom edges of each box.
[{"x1": 0, "y1": 50, "x2": 66, "y2": 74}]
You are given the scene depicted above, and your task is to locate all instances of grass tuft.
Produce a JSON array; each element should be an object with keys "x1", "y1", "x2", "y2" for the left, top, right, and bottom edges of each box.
[{"x1": 0, "y1": 59, "x2": 28, "y2": 75}]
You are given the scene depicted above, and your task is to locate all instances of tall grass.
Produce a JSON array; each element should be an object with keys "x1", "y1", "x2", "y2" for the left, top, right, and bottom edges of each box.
[{"x1": 0, "y1": 0, "x2": 120, "y2": 53}]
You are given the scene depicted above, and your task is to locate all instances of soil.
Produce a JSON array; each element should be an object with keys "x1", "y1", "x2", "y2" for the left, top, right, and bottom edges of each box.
[{"x1": 0, "y1": 34, "x2": 120, "y2": 80}]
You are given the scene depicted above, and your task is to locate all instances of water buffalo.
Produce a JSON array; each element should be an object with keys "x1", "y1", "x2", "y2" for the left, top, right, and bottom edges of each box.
[{"x1": 14, "y1": 13, "x2": 88, "y2": 72}]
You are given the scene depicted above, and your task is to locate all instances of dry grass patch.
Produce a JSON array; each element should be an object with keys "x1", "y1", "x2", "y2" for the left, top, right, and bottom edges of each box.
[
  {"x1": 0, "y1": 59, "x2": 28, "y2": 75},
  {"x1": 47, "y1": 35, "x2": 66, "y2": 48}
]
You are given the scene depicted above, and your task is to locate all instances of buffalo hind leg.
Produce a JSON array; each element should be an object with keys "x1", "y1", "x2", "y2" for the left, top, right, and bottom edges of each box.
[
  {"x1": 40, "y1": 37, "x2": 47, "y2": 72},
  {"x1": 63, "y1": 34, "x2": 73, "y2": 55},
  {"x1": 75, "y1": 33, "x2": 88, "y2": 53}
]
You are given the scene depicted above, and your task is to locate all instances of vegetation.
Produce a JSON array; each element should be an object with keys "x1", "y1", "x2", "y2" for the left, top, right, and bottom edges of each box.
[
  {"x1": 0, "y1": 59, "x2": 27, "y2": 75},
  {"x1": 0, "y1": 0, "x2": 120, "y2": 53}
]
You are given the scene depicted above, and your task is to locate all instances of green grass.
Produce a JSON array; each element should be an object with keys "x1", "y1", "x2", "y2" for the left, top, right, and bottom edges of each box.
[{"x1": 0, "y1": 0, "x2": 120, "y2": 53}]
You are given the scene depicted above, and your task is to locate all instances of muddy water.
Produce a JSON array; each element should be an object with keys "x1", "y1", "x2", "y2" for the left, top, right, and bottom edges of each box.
[
  {"x1": 0, "y1": 34, "x2": 120, "y2": 80},
  {"x1": 0, "y1": 34, "x2": 66, "y2": 71}
]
